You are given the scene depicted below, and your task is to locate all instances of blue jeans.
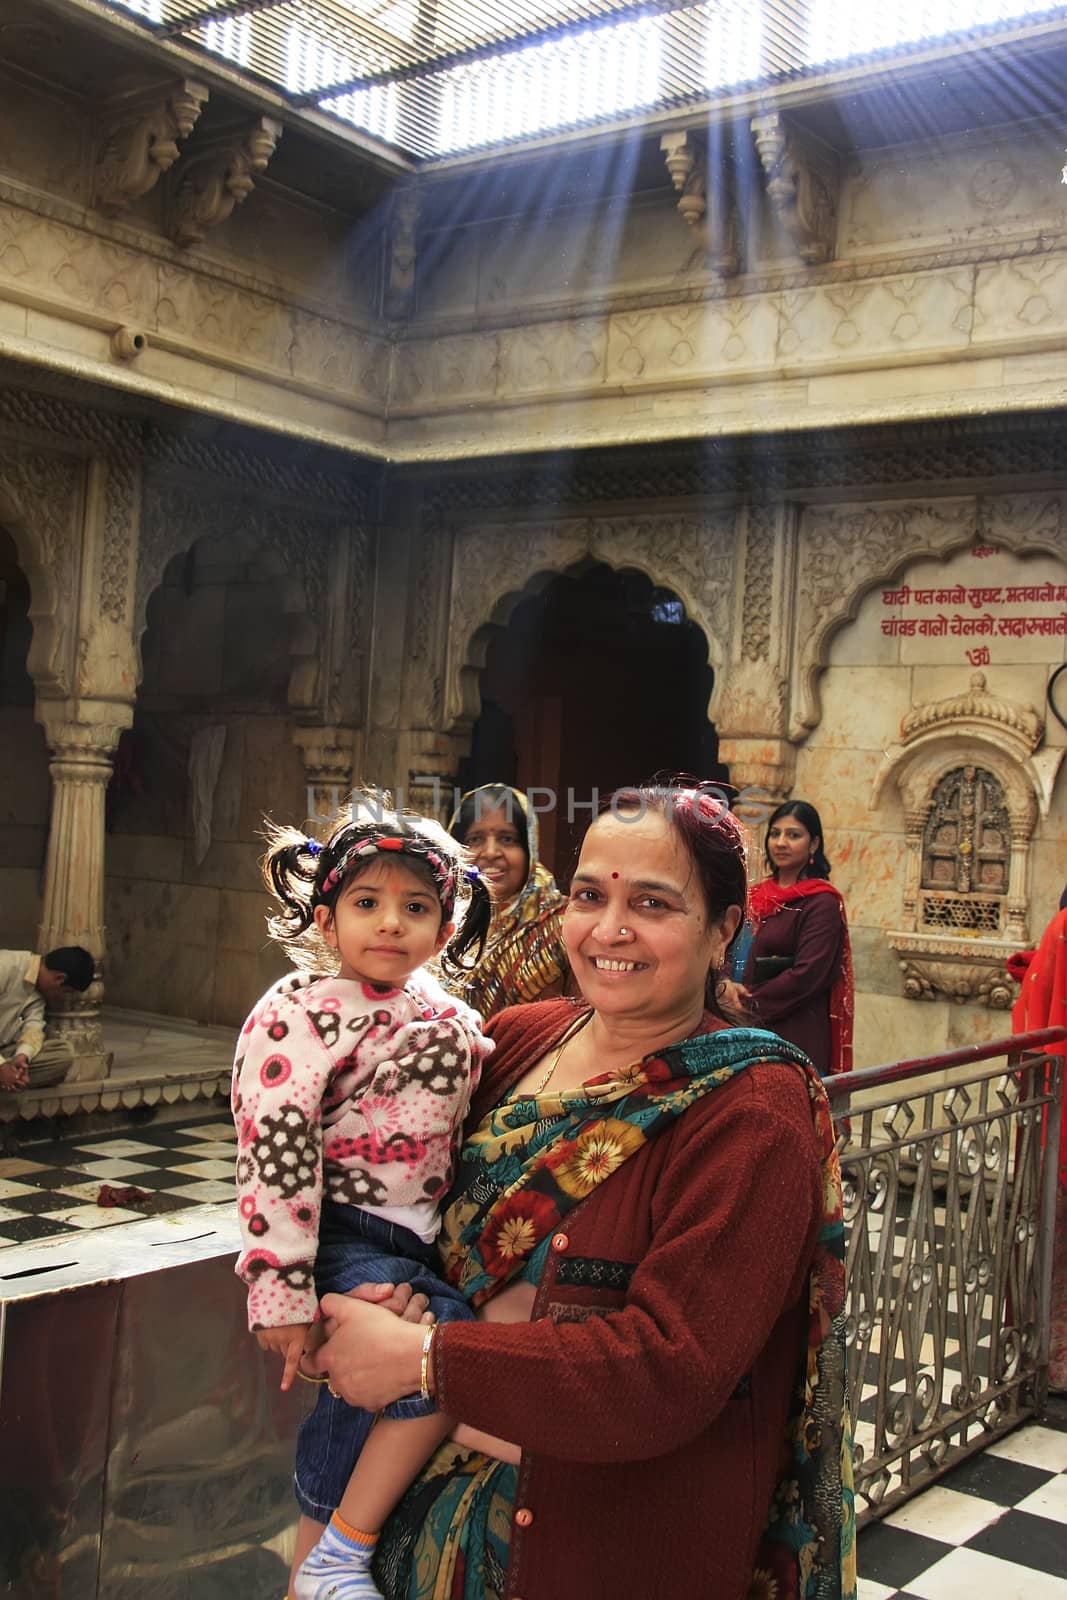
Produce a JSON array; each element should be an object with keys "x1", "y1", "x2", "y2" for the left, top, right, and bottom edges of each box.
[{"x1": 293, "y1": 1203, "x2": 473, "y2": 1522}]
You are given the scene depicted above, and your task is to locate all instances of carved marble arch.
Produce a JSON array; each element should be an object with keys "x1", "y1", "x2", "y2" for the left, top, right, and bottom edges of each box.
[
  {"x1": 442, "y1": 512, "x2": 733, "y2": 736},
  {"x1": 134, "y1": 489, "x2": 321, "y2": 715},
  {"x1": 789, "y1": 493, "x2": 1067, "y2": 740},
  {"x1": 0, "y1": 471, "x2": 72, "y2": 699}
]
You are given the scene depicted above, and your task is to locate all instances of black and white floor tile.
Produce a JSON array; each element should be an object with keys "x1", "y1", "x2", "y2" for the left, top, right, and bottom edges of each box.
[
  {"x1": 0, "y1": 1115, "x2": 236, "y2": 1244},
  {"x1": 857, "y1": 1403, "x2": 1067, "y2": 1599}
]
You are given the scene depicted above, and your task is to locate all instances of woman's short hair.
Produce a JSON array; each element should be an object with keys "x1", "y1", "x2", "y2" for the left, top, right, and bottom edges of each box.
[{"x1": 764, "y1": 799, "x2": 832, "y2": 880}]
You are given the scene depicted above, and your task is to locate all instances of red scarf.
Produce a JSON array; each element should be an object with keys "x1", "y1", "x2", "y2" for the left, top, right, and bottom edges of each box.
[{"x1": 748, "y1": 877, "x2": 854, "y2": 1077}]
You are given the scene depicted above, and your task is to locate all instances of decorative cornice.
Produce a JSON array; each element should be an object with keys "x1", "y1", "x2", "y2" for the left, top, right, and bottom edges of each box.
[
  {"x1": 900, "y1": 672, "x2": 1043, "y2": 753},
  {"x1": 93, "y1": 78, "x2": 208, "y2": 218}
]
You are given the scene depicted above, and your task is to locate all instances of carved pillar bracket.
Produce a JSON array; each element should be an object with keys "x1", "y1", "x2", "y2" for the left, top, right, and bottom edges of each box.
[
  {"x1": 385, "y1": 184, "x2": 421, "y2": 321},
  {"x1": 750, "y1": 112, "x2": 839, "y2": 266},
  {"x1": 94, "y1": 78, "x2": 209, "y2": 217},
  {"x1": 171, "y1": 116, "x2": 282, "y2": 248},
  {"x1": 37, "y1": 706, "x2": 131, "y2": 1079},
  {"x1": 659, "y1": 130, "x2": 740, "y2": 277},
  {"x1": 293, "y1": 725, "x2": 358, "y2": 834}
]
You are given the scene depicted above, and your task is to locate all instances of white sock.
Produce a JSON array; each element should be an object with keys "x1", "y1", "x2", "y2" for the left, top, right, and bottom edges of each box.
[{"x1": 291, "y1": 1517, "x2": 383, "y2": 1600}]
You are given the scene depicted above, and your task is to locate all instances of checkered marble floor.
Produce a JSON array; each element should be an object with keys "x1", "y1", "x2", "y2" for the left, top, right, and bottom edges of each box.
[
  {"x1": 0, "y1": 1115, "x2": 236, "y2": 1244},
  {"x1": 857, "y1": 1402, "x2": 1067, "y2": 1598}
]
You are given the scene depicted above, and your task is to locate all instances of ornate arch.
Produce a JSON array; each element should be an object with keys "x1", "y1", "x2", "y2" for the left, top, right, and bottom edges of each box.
[
  {"x1": 790, "y1": 490, "x2": 1067, "y2": 739},
  {"x1": 443, "y1": 510, "x2": 735, "y2": 733},
  {"x1": 136, "y1": 480, "x2": 325, "y2": 714},
  {"x1": 0, "y1": 449, "x2": 83, "y2": 698}
]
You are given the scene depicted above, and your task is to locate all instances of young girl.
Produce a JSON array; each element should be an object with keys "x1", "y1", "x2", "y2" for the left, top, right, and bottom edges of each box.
[{"x1": 232, "y1": 804, "x2": 494, "y2": 1600}]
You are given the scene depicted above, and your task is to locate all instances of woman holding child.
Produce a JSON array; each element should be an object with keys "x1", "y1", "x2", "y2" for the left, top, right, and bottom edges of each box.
[{"x1": 305, "y1": 783, "x2": 855, "y2": 1600}]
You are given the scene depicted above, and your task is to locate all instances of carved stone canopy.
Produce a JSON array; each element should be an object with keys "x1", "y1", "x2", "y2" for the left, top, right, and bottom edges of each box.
[{"x1": 873, "y1": 672, "x2": 1064, "y2": 1008}]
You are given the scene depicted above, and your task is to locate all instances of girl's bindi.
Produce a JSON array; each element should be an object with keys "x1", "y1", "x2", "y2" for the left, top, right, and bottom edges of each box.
[{"x1": 611, "y1": 871, "x2": 619, "y2": 879}]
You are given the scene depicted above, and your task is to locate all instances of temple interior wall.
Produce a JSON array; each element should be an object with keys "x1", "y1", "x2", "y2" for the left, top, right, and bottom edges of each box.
[{"x1": 796, "y1": 542, "x2": 1067, "y2": 1067}]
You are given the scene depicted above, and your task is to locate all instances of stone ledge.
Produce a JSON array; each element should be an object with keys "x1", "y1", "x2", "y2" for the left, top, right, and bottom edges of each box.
[{"x1": 0, "y1": 1067, "x2": 230, "y2": 1124}]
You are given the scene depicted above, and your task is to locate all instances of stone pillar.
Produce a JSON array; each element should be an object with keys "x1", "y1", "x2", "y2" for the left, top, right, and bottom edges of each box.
[
  {"x1": 292, "y1": 725, "x2": 359, "y2": 835},
  {"x1": 37, "y1": 710, "x2": 126, "y2": 1080}
]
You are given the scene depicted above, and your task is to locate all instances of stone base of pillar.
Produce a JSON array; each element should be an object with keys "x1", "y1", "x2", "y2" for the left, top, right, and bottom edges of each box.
[{"x1": 48, "y1": 1001, "x2": 112, "y2": 1083}]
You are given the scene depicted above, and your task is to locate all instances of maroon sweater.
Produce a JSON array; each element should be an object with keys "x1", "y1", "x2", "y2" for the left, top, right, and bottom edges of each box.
[
  {"x1": 434, "y1": 1001, "x2": 824, "y2": 1600},
  {"x1": 744, "y1": 894, "x2": 845, "y2": 1075}
]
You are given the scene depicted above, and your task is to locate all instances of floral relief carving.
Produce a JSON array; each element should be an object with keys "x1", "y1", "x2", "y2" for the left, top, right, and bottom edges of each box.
[
  {"x1": 99, "y1": 452, "x2": 139, "y2": 626},
  {"x1": 741, "y1": 502, "x2": 776, "y2": 662},
  {"x1": 445, "y1": 512, "x2": 734, "y2": 729}
]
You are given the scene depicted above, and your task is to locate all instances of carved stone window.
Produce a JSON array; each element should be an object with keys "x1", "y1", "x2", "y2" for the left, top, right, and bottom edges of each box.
[
  {"x1": 918, "y1": 764, "x2": 1011, "y2": 936},
  {"x1": 872, "y1": 674, "x2": 1063, "y2": 1009}
]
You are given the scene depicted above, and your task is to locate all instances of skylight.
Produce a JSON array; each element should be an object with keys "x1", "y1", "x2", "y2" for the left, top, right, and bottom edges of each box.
[{"x1": 102, "y1": 0, "x2": 1067, "y2": 160}]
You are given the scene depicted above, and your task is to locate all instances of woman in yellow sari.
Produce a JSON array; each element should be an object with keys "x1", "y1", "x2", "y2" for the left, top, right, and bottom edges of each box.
[{"x1": 446, "y1": 786, "x2": 569, "y2": 1019}]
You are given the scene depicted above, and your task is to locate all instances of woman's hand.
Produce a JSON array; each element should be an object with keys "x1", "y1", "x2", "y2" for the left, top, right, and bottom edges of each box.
[
  {"x1": 304, "y1": 1294, "x2": 427, "y2": 1409},
  {"x1": 345, "y1": 1281, "x2": 435, "y2": 1324}
]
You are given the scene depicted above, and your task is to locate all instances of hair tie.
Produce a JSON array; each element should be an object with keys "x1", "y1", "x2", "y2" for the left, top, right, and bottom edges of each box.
[
  {"x1": 464, "y1": 866, "x2": 481, "y2": 883},
  {"x1": 305, "y1": 838, "x2": 323, "y2": 856}
]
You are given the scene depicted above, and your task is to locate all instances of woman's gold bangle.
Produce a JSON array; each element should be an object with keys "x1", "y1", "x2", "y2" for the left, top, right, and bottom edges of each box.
[
  {"x1": 420, "y1": 1325, "x2": 437, "y2": 1405},
  {"x1": 295, "y1": 1367, "x2": 329, "y2": 1385}
]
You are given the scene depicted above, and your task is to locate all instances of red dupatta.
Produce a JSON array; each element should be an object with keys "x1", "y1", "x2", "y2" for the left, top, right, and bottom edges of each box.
[{"x1": 748, "y1": 877, "x2": 855, "y2": 1077}]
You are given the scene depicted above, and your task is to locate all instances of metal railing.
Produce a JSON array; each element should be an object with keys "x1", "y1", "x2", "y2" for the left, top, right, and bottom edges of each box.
[{"x1": 825, "y1": 1027, "x2": 1065, "y2": 1525}]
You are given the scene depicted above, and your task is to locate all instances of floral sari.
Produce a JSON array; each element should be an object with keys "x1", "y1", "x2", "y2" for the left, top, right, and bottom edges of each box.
[{"x1": 374, "y1": 1025, "x2": 855, "y2": 1600}]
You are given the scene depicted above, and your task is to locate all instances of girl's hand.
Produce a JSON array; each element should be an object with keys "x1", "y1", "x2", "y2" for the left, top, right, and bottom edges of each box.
[
  {"x1": 256, "y1": 1323, "x2": 311, "y2": 1392},
  {"x1": 449, "y1": 1422, "x2": 521, "y2": 1465},
  {"x1": 304, "y1": 1295, "x2": 425, "y2": 1409}
]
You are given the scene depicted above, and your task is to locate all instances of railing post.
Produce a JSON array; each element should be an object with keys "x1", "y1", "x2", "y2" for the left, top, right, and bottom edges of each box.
[{"x1": 1035, "y1": 1052, "x2": 1064, "y2": 1411}]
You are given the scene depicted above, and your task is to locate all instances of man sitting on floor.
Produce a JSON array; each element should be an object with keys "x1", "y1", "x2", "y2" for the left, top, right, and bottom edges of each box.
[{"x1": 0, "y1": 947, "x2": 95, "y2": 1092}]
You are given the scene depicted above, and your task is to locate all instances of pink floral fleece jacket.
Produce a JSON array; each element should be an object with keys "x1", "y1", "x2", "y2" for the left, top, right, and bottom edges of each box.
[{"x1": 232, "y1": 969, "x2": 492, "y2": 1330}]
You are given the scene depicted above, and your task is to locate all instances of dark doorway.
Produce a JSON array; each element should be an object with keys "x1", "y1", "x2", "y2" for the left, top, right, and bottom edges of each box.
[{"x1": 457, "y1": 563, "x2": 723, "y2": 882}]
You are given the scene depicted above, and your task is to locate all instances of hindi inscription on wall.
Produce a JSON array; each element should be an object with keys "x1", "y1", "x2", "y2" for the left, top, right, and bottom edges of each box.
[{"x1": 879, "y1": 547, "x2": 1067, "y2": 668}]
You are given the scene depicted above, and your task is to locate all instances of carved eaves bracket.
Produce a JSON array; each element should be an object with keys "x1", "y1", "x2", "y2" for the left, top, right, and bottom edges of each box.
[
  {"x1": 750, "y1": 112, "x2": 839, "y2": 266},
  {"x1": 385, "y1": 184, "x2": 420, "y2": 321},
  {"x1": 659, "y1": 131, "x2": 740, "y2": 278},
  {"x1": 93, "y1": 79, "x2": 209, "y2": 217},
  {"x1": 170, "y1": 116, "x2": 283, "y2": 248}
]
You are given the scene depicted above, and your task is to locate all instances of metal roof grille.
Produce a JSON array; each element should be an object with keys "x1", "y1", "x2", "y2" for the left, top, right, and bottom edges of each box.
[{"x1": 103, "y1": 0, "x2": 1067, "y2": 159}]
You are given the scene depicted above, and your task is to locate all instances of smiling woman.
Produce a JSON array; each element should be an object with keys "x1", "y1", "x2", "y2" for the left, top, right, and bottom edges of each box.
[
  {"x1": 446, "y1": 785, "x2": 570, "y2": 1019},
  {"x1": 306, "y1": 782, "x2": 856, "y2": 1600}
]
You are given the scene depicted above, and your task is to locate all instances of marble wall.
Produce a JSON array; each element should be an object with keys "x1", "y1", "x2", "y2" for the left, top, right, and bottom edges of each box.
[{"x1": 795, "y1": 541, "x2": 1067, "y2": 1067}]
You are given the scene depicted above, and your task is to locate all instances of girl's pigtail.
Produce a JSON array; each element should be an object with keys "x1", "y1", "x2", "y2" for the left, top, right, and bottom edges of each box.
[
  {"x1": 262, "y1": 824, "x2": 325, "y2": 947},
  {"x1": 440, "y1": 873, "x2": 493, "y2": 976}
]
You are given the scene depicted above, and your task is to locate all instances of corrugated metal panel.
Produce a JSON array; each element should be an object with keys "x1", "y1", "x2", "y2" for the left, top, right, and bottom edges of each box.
[{"x1": 101, "y1": 0, "x2": 1067, "y2": 159}]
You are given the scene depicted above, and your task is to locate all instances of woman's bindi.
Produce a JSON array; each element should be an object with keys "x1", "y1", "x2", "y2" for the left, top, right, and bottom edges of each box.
[{"x1": 611, "y1": 871, "x2": 619, "y2": 879}]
